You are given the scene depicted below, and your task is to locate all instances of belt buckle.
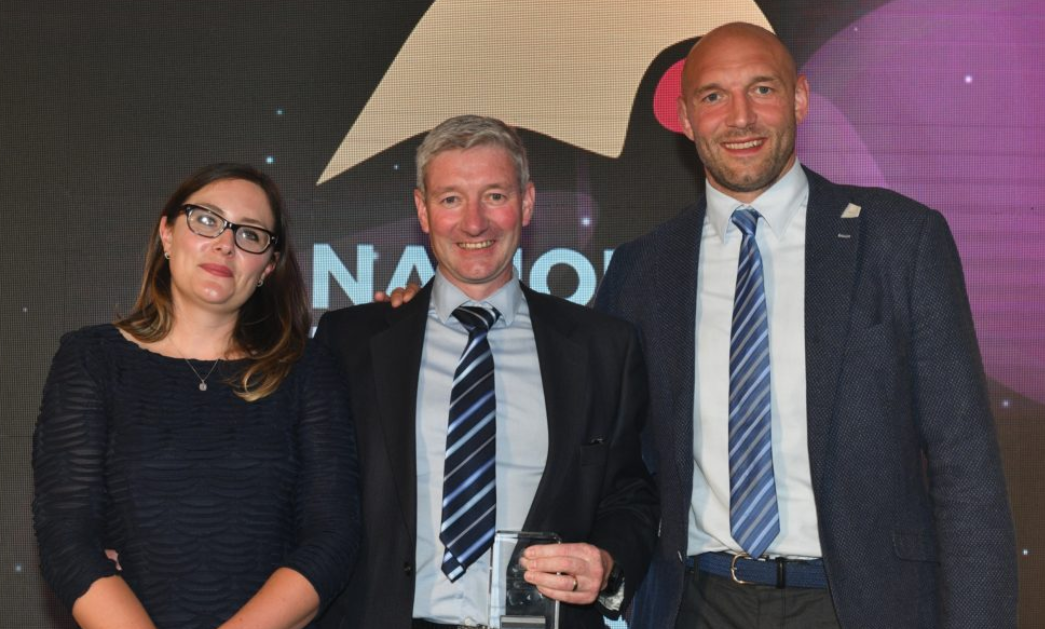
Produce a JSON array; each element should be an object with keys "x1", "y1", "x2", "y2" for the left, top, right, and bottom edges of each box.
[{"x1": 729, "y1": 553, "x2": 756, "y2": 585}]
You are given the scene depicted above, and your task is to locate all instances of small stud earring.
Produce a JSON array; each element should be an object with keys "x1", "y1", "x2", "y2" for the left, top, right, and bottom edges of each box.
[
  {"x1": 257, "y1": 278, "x2": 265, "y2": 288},
  {"x1": 163, "y1": 251, "x2": 171, "y2": 260}
]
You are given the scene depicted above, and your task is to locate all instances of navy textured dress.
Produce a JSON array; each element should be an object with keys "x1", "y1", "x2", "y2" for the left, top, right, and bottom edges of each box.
[{"x1": 33, "y1": 324, "x2": 360, "y2": 629}]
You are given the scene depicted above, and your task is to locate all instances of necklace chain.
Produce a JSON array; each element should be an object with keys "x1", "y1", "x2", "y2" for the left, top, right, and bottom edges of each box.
[
  {"x1": 183, "y1": 357, "x2": 221, "y2": 391},
  {"x1": 169, "y1": 338, "x2": 224, "y2": 391}
]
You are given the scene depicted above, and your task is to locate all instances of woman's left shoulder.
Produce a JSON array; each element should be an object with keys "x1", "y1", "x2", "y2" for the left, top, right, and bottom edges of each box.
[
  {"x1": 297, "y1": 339, "x2": 340, "y2": 369},
  {"x1": 285, "y1": 340, "x2": 346, "y2": 389}
]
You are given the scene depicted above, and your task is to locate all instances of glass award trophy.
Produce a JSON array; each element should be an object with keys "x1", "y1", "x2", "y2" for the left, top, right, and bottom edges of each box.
[{"x1": 489, "y1": 531, "x2": 561, "y2": 629}]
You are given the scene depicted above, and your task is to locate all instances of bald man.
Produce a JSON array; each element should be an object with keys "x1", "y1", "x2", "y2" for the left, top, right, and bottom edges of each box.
[{"x1": 596, "y1": 23, "x2": 1016, "y2": 628}]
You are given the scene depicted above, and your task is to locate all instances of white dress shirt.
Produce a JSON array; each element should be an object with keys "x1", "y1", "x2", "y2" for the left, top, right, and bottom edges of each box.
[
  {"x1": 688, "y1": 161, "x2": 824, "y2": 559},
  {"x1": 413, "y1": 269, "x2": 549, "y2": 625}
]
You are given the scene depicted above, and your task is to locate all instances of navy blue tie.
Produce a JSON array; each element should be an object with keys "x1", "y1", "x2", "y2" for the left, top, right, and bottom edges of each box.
[
  {"x1": 728, "y1": 208, "x2": 779, "y2": 559},
  {"x1": 440, "y1": 305, "x2": 500, "y2": 581}
]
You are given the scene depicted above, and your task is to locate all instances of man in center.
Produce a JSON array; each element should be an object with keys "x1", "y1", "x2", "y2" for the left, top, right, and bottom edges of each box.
[{"x1": 315, "y1": 114, "x2": 657, "y2": 629}]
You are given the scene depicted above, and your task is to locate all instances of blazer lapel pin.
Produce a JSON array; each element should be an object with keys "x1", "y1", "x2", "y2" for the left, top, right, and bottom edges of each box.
[{"x1": 839, "y1": 203, "x2": 861, "y2": 238}]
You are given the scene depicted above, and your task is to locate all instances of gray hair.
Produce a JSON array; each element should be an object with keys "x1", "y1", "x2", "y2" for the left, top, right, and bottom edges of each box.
[{"x1": 415, "y1": 115, "x2": 530, "y2": 195}]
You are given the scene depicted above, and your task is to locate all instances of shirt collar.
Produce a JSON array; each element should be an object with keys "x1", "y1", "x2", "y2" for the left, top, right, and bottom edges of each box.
[
  {"x1": 431, "y1": 267, "x2": 523, "y2": 327},
  {"x1": 705, "y1": 159, "x2": 809, "y2": 243}
]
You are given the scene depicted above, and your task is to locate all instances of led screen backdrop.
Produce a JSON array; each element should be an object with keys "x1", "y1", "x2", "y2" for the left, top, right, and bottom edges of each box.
[{"x1": 1, "y1": 1, "x2": 1042, "y2": 626}]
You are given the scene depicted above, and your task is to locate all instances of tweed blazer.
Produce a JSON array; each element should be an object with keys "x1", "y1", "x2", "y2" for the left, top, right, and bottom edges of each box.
[{"x1": 595, "y1": 167, "x2": 1017, "y2": 629}]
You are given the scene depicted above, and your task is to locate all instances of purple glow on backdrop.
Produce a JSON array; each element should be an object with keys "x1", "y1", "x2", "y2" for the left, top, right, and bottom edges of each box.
[{"x1": 798, "y1": 0, "x2": 1045, "y2": 403}]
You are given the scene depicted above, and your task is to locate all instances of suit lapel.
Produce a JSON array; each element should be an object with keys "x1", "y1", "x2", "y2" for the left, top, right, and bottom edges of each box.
[
  {"x1": 655, "y1": 202, "x2": 706, "y2": 488},
  {"x1": 520, "y1": 286, "x2": 587, "y2": 529},
  {"x1": 803, "y1": 168, "x2": 862, "y2": 487},
  {"x1": 369, "y1": 283, "x2": 433, "y2": 541}
]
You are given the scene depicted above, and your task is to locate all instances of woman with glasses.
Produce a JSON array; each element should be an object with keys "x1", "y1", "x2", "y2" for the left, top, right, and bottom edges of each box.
[{"x1": 33, "y1": 163, "x2": 360, "y2": 629}]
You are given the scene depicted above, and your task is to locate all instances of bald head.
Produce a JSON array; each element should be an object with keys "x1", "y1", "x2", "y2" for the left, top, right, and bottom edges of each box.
[
  {"x1": 682, "y1": 22, "x2": 798, "y2": 102},
  {"x1": 676, "y1": 22, "x2": 809, "y2": 203}
]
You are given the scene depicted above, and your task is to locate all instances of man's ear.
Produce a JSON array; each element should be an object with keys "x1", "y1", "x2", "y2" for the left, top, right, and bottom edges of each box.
[
  {"x1": 521, "y1": 182, "x2": 536, "y2": 227},
  {"x1": 794, "y1": 74, "x2": 810, "y2": 125},
  {"x1": 677, "y1": 97, "x2": 696, "y2": 142},
  {"x1": 414, "y1": 189, "x2": 431, "y2": 234}
]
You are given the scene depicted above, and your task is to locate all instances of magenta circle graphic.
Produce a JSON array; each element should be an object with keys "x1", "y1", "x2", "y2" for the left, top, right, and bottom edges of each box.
[{"x1": 653, "y1": 60, "x2": 685, "y2": 134}]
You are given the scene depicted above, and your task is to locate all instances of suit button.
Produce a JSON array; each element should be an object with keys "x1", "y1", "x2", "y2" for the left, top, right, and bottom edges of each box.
[{"x1": 403, "y1": 561, "x2": 413, "y2": 576}]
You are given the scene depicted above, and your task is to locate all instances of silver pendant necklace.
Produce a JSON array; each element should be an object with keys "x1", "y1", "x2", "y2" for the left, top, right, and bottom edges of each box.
[
  {"x1": 169, "y1": 338, "x2": 224, "y2": 391},
  {"x1": 184, "y1": 357, "x2": 221, "y2": 391}
]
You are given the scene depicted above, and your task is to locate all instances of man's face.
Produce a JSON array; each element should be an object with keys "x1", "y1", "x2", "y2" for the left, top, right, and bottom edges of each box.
[
  {"x1": 415, "y1": 144, "x2": 534, "y2": 300},
  {"x1": 677, "y1": 27, "x2": 809, "y2": 203}
]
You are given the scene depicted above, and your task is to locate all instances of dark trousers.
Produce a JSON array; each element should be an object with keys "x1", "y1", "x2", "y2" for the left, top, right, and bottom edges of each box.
[{"x1": 676, "y1": 568, "x2": 841, "y2": 629}]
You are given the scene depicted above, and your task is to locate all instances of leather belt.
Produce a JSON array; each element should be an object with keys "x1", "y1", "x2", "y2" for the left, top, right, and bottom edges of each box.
[
  {"x1": 689, "y1": 552, "x2": 828, "y2": 589},
  {"x1": 412, "y1": 619, "x2": 489, "y2": 629}
]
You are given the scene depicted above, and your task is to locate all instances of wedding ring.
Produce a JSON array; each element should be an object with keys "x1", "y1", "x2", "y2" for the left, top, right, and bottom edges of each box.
[{"x1": 571, "y1": 575, "x2": 579, "y2": 592}]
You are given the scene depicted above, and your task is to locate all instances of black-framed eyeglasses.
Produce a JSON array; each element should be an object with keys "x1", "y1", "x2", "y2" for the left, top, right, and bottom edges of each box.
[{"x1": 182, "y1": 204, "x2": 277, "y2": 254}]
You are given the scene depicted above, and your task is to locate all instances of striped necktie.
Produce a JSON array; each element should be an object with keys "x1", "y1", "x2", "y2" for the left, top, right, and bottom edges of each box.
[
  {"x1": 440, "y1": 305, "x2": 500, "y2": 581},
  {"x1": 728, "y1": 208, "x2": 779, "y2": 559}
]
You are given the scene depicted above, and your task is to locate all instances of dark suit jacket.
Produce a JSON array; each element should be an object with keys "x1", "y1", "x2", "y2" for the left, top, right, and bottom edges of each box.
[
  {"x1": 595, "y1": 167, "x2": 1017, "y2": 629},
  {"x1": 314, "y1": 281, "x2": 658, "y2": 629}
]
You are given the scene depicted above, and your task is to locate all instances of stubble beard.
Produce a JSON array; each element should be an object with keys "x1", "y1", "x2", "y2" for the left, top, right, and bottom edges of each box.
[{"x1": 698, "y1": 125, "x2": 797, "y2": 196}]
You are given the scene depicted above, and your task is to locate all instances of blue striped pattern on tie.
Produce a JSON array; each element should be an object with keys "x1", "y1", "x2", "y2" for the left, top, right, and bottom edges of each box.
[
  {"x1": 728, "y1": 208, "x2": 779, "y2": 559},
  {"x1": 440, "y1": 305, "x2": 500, "y2": 581}
]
